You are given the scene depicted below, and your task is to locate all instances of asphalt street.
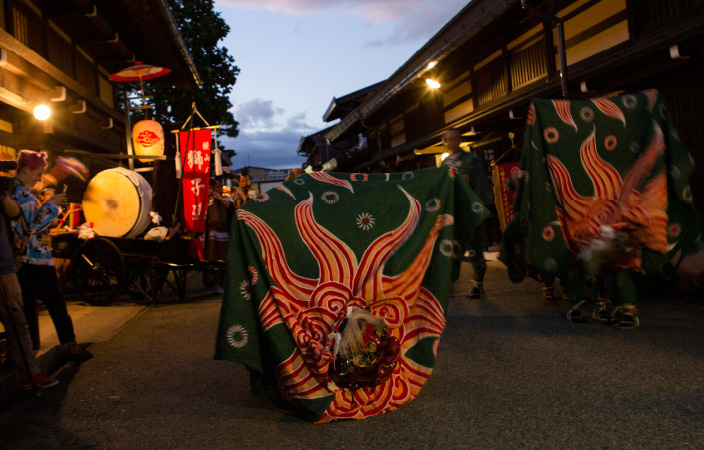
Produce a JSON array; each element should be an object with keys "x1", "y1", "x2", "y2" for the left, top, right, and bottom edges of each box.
[{"x1": 1, "y1": 261, "x2": 704, "y2": 449}]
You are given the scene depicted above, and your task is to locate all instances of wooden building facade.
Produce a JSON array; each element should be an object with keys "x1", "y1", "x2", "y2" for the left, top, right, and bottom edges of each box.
[
  {"x1": 0, "y1": 0, "x2": 199, "y2": 167},
  {"x1": 318, "y1": 0, "x2": 704, "y2": 213}
]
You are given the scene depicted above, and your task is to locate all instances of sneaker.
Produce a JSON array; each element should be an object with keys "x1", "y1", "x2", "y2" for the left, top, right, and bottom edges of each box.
[
  {"x1": 20, "y1": 373, "x2": 59, "y2": 391},
  {"x1": 541, "y1": 286, "x2": 554, "y2": 302},
  {"x1": 591, "y1": 301, "x2": 611, "y2": 322},
  {"x1": 468, "y1": 285, "x2": 485, "y2": 299},
  {"x1": 611, "y1": 305, "x2": 640, "y2": 329},
  {"x1": 566, "y1": 308, "x2": 586, "y2": 323}
]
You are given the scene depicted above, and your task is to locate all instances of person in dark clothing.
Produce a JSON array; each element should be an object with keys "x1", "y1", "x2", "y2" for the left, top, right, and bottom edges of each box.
[
  {"x1": 441, "y1": 129, "x2": 494, "y2": 299},
  {"x1": 1, "y1": 183, "x2": 59, "y2": 389}
]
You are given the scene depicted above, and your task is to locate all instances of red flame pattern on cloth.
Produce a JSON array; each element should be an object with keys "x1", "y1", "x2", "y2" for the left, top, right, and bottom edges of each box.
[
  {"x1": 547, "y1": 121, "x2": 669, "y2": 268},
  {"x1": 591, "y1": 98, "x2": 627, "y2": 128},
  {"x1": 236, "y1": 186, "x2": 453, "y2": 422},
  {"x1": 552, "y1": 99, "x2": 578, "y2": 131},
  {"x1": 644, "y1": 88, "x2": 659, "y2": 112},
  {"x1": 308, "y1": 172, "x2": 354, "y2": 192},
  {"x1": 526, "y1": 103, "x2": 536, "y2": 125}
]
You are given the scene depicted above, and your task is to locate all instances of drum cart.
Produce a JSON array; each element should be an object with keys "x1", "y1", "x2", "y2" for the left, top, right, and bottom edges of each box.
[
  {"x1": 53, "y1": 104, "x2": 228, "y2": 306},
  {"x1": 52, "y1": 233, "x2": 225, "y2": 305}
]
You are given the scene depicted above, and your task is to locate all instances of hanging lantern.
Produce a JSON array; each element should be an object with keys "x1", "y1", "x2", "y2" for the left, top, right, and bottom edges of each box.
[{"x1": 132, "y1": 119, "x2": 164, "y2": 163}]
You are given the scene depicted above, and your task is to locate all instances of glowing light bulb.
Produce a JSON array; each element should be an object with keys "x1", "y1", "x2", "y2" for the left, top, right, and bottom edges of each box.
[
  {"x1": 425, "y1": 78, "x2": 441, "y2": 89},
  {"x1": 33, "y1": 104, "x2": 51, "y2": 121}
]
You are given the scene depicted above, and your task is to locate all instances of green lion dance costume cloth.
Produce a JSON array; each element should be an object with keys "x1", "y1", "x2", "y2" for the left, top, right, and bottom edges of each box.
[
  {"x1": 508, "y1": 89, "x2": 702, "y2": 287},
  {"x1": 215, "y1": 167, "x2": 487, "y2": 422}
]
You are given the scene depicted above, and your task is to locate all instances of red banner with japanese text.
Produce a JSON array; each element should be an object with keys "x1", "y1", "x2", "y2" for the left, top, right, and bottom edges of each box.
[
  {"x1": 179, "y1": 129, "x2": 212, "y2": 233},
  {"x1": 492, "y1": 161, "x2": 520, "y2": 231}
]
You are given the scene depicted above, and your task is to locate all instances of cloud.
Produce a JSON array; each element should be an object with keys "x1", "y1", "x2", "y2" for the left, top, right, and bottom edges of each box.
[
  {"x1": 215, "y1": 0, "x2": 413, "y2": 22},
  {"x1": 286, "y1": 112, "x2": 318, "y2": 132},
  {"x1": 227, "y1": 101, "x2": 317, "y2": 170},
  {"x1": 364, "y1": 0, "x2": 469, "y2": 46},
  {"x1": 223, "y1": 128, "x2": 307, "y2": 170},
  {"x1": 234, "y1": 98, "x2": 285, "y2": 128},
  {"x1": 216, "y1": 0, "x2": 468, "y2": 45}
]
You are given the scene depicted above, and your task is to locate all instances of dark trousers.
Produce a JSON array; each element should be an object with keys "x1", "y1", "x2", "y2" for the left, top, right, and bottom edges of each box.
[
  {"x1": 17, "y1": 264, "x2": 76, "y2": 349},
  {"x1": 469, "y1": 222, "x2": 487, "y2": 284}
]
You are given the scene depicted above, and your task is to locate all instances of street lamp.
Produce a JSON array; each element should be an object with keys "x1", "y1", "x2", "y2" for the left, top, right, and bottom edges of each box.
[
  {"x1": 425, "y1": 78, "x2": 441, "y2": 89},
  {"x1": 33, "y1": 104, "x2": 51, "y2": 121}
]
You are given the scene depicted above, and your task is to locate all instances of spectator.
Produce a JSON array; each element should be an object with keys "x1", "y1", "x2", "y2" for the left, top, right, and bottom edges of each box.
[
  {"x1": 11, "y1": 150, "x2": 92, "y2": 360},
  {"x1": 0, "y1": 184, "x2": 59, "y2": 389}
]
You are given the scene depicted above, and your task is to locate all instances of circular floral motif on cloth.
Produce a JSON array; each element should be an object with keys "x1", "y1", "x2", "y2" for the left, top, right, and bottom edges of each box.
[
  {"x1": 604, "y1": 135, "x2": 618, "y2": 150},
  {"x1": 356, "y1": 212, "x2": 375, "y2": 230},
  {"x1": 622, "y1": 95, "x2": 638, "y2": 109},
  {"x1": 683, "y1": 186, "x2": 693, "y2": 202},
  {"x1": 350, "y1": 173, "x2": 368, "y2": 182},
  {"x1": 248, "y1": 266, "x2": 259, "y2": 286},
  {"x1": 448, "y1": 165, "x2": 457, "y2": 179},
  {"x1": 439, "y1": 239, "x2": 461, "y2": 258},
  {"x1": 471, "y1": 201, "x2": 485, "y2": 214},
  {"x1": 669, "y1": 223, "x2": 682, "y2": 239},
  {"x1": 239, "y1": 280, "x2": 252, "y2": 300},
  {"x1": 425, "y1": 198, "x2": 441, "y2": 212},
  {"x1": 227, "y1": 324, "x2": 249, "y2": 348},
  {"x1": 670, "y1": 166, "x2": 681, "y2": 180},
  {"x1": 544, "y1": 127, "x2": 559, "y2": 144},
  {"x1": 402, "y1": 171, "x2": 414, "y2": 180},
  {"x1": 468, "y1": 249, "x2": 476, "y2": 258},
  {"x1": 542, "y1": 226, "x2": 555, "y2": 242},
  {"x1": 511, "y1": 166, "x2": 521, "y2": 177},
  {"x1": 579, "y1": 107, "x2": 595, "y2": 122},
  {"x1": 543, "y1": 258, "x2": 557, "y2": 271},
  {"x1": 294, "y1": 178, "x2": 305, "y2": 185},
  {"x1": 321, "y1": 191, "x2": 339, "y2": 204},
  {"x1": 253, "y1": 194, "x2": 269, "y2": 202}
]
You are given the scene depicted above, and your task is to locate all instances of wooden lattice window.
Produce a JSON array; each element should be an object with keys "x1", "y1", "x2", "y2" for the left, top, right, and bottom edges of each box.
[
  {"x1": 12, "y1": 7, "x2": 29, "y2": 46},
  {"x1": 634, "y1": 0, "x2": 704, "y2": 33},
  {"x1": 8, "y1": 1, "x2": 45, "y2": 56},
  {"x1": 475, "y1": 56, "x2": 508, "y2": 107},
  {"x1": 509, "y1": 39, "x2": 548, "y2": 90}
]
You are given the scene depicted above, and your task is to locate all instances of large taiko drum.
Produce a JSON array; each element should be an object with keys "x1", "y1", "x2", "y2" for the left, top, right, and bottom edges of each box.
[{"x1": 82, "y1": 167, "x2": 152, "y2": 238}]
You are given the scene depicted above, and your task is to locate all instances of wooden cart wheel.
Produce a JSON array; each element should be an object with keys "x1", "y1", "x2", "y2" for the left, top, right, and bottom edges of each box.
[
  {"x1": 71, "y1": 237, "x2": 125, "y2": 305},
  {"x1": 125, "y1": 259, "x2": 162, "y2": 302}
]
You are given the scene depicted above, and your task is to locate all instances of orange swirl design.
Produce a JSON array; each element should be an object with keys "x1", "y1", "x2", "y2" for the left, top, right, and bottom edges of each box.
[{"x1": 239, "y1": 183, "x2": 455, "y2": 421}]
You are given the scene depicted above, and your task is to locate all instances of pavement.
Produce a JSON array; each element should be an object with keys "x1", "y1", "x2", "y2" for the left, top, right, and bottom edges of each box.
[
  {"x1": 0, "y1": 272, "x2": 218, "y2": 401},
  {"x1": 2, "y1": 251, "x2": 704, "y2": 448}
]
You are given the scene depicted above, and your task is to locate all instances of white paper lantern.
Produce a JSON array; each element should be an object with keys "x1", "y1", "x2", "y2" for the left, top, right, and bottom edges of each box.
[{"x1": 132, "y1": 120, "x2": 164, "y2": 163}]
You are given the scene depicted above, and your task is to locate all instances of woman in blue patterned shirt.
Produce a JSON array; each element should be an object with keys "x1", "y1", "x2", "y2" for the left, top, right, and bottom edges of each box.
[{"x1": 11, "y1": 150, "x2": 91, "y2": 360}]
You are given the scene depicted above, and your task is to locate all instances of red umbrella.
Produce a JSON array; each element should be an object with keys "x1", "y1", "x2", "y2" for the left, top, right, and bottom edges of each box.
[
  {"x1": 110, "y1": 62, "x2": 171, "y2": 116},
  {"x1": 109, "y1": 61, "x2": 171, "y2": 82}
]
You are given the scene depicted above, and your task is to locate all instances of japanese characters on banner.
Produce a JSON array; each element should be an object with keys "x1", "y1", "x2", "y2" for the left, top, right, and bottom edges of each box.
[
  {"x1": 179, "y1": 129, "x2": 212, "y2": 233},
  {"x1": 492, "y1": 161, "x2": 521, "y2": 231}
]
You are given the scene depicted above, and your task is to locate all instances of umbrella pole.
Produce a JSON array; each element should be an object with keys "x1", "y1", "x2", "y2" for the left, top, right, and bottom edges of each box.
[
  {"x1": 124, "y1": 91, "x2": 134, "y2": 170},
  {"x1": 139, "y1": 77, "x2": 150, "y2": 120}
]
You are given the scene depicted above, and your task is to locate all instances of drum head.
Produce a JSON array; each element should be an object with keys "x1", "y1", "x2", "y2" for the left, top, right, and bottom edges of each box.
[{"x1": 82, "y1": 168, "x2": 152, "y2": 238}]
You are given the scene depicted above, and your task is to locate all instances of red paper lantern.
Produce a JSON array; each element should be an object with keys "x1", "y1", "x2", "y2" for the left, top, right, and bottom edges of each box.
[{"x1": 132, "y1": 120, "x2": 164, "y2": 163}]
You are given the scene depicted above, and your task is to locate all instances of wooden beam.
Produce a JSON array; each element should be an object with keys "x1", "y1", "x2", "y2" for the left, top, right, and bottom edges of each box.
[{"x1": 0, "y1": 28, "x2": 124, "y2": 122}]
